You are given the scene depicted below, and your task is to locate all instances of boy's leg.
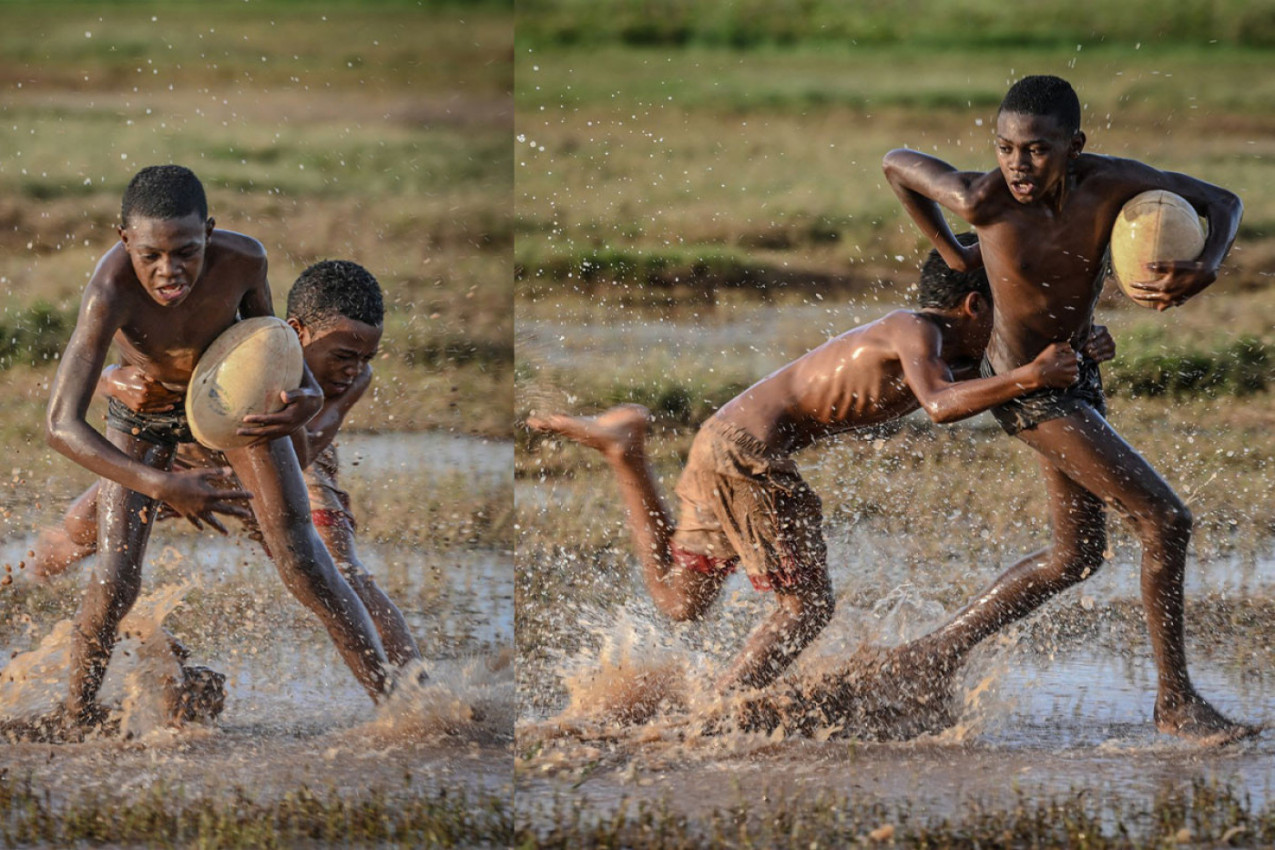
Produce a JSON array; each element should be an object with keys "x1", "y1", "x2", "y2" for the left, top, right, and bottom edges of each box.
[
  {"x1": 224, "y1": 438, "x2": 390, "y2": 699},
  {"x1": 924, "y1": 406, "x2": 1255, "y2": 742},
  {"x1": 31, "y1": 481, "x2": 101, "y2": 581},
  {"x1": 718, "y1": 569, "x2": 834, "y2": 691},
  {"x1": 316, "y1": 518, "x2": 421, "y2": 669},
  {"x1": 914, "y1": 456, "x2": 1106, "y2": 669},
  {"x1": 67, "y1": 432, "x2": 171, "y2": 724},
  {"x1": 528, "y1": 404, "x2": 727, "y2": 621}
]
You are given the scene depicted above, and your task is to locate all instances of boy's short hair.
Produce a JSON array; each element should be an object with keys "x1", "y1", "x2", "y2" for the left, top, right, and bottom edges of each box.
[
  {"x1": 120, "y1": 165, "x2": 208, "y2": 228},
  {"x1": 998, "y1": 75, "x2": 1081, "y2": 135},
  {"x1": 287, "y1": 260, "x2": 385, "y2": 329},
  {"x1": 916, "y1": 232, "x2": 991, "y2": 309}
]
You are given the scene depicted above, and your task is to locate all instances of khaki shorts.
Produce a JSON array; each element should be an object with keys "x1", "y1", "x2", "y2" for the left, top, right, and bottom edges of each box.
[{"x1": 671, "y1": 417, "x2": 827, "y2": 592}]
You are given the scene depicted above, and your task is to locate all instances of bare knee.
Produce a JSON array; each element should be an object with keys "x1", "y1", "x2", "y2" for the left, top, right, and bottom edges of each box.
[
  {"x1": 1055, "y1": 532, "x2": 1107, "y2": 586},
  {"x1": 1133, "y1": 495, "x2": 1193, "y2": 546},
  {"x1": 781, "y1": 582, "x2": 835, "y2": 642}
]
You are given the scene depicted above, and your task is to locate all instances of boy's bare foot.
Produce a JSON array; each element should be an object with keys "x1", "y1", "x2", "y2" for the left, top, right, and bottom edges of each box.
[
  {"x1": 30, "y1": 527, "x2": 96, "y2": 582},
  {"x1": 1155, "y1": 695, "x2": 1263, "y2": 746},
  {"x1": 527, "y1": 404, "x2": 651, "y2": 461}
]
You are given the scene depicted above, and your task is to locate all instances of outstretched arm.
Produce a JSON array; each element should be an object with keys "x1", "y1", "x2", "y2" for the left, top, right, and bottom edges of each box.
[
  {"x1": 882, "y1": 149, "x2": 988, "y2": 272},
  {"x1": 48, "y1": 286, "x2": 169, "y2": 496},
  {"x1": 893, "y1": 315, "x2": 1079, "y2": 424}
]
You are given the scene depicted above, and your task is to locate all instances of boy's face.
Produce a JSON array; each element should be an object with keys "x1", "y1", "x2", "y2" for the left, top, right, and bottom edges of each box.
[
  {"x1": 291, "y1": 315, "x2": 383, "y2": 399},
  {"x1": 994, "y1": 111, "x2": 1084, "y2": 205},
  {"x1": 117, "y1": 212, "x2": 214, "y2": 307}
]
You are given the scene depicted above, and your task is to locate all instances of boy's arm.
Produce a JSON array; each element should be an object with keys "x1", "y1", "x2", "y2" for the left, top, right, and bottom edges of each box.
[
  {"x1": 893, "y1": 315, "x2": 1080, "y2": 423},
  {"x1": 233, "y1": 258, "x2": 324, "y2": 440},
  {"x1": 882, "y1": 149, "x2": 988, "y2": 272},
  {"x1": 98, "y1": 364, "x2": 183, "y2": 412},
  {"x1": 46, "y1": 284, "x2": 249, "y2": 519},
  {"x1": 1110, "y1": 160, "x2": 1243, "y2": 310},
  {"x1": 289, "y1": 364, "x2": 372, "y2": 468}
]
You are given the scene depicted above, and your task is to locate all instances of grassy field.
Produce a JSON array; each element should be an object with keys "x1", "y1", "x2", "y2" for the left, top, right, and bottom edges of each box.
[{"x1": 0, "y1": 0, "x2": 513, "y2": 444}]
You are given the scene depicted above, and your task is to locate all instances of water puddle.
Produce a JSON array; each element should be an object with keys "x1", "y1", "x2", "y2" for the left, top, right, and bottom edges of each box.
[{"x1": 0, "y1": 430, "x2": 514, "y2": 808}]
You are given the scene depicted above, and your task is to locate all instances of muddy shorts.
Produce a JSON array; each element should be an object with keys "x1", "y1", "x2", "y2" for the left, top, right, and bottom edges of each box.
[
  {"x1": 304, "y1": 443, "x2": 357, "y2": 533},
  {"x1": 671, "y1": 417, "x2": 828, "y2": 593},
  {"x1": 107, "y1": 397, "x2": 194, "y2": 447},
  {"x1": 172, "y1": 441, "x2": 355, "y2": 546},
  {"x1": 981, "y1": 354, "x2": 1107, "y2": 435}
]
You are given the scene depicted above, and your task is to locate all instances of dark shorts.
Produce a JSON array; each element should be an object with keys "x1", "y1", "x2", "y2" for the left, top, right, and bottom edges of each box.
[
  {"x1": 107, "y1": 397, "x2": 194, "y2": 447},
  {"x1": 981, "y1": 354, "x2": 1107, "y2": 435}
]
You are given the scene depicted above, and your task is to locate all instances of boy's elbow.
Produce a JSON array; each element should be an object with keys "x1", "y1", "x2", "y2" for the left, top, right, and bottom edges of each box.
[{"x1": 923, "y1": 400, "x2": 960, "y2": 424}]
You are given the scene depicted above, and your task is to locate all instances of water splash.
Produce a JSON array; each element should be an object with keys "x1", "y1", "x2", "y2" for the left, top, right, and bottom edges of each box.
[{"x1": 0, "y1": 583, "x2": 221, "y2": 742}]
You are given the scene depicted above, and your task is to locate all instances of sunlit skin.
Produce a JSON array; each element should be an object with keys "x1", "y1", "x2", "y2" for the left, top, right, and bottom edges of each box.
[
  {"x1": 33, "y1": 312, "x2": 421, "y2": 670},
  {"x1": 45, "y1": 210, "x2": 392, "y2": 728},
  {"x1": 882, "y1": 99, "x2": 1258, "y2": 744},
  {"x1": 529, "y1": 299, "x2": 1114, "y2": 694}
]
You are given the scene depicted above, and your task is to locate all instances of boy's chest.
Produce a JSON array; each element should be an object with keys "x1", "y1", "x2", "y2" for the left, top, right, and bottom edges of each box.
[
  {"x1": 990, "y1": 208, "x2": 1110, "y2": 290},
  {"x1": 116, "y1": 292, "x2": 244, "y2": 382}
]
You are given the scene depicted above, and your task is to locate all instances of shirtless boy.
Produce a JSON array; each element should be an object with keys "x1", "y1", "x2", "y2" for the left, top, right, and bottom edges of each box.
[
  {"x1": 882, "y1": 74, "x2": 1258, "y2": 744},
  {"x1": 530, "y1": 239, "x2": 1112, "y2": 692},
  {"x1": 36, "y1": 259, "x2": 421, "y2": 670},
  {"x1": 46, "y1": 165, "x2": 391, "y2": 731}
]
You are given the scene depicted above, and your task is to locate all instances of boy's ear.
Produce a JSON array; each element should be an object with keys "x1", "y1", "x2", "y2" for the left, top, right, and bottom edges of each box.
[
  {"x1": 286, "y1": 316, "x2": 310, "y2": 345},
  {"x1": 964, "y1": 291, "x2": 987, "y2": 316},
  {"x1": 205, "y1": 216, "x2": 216, "y2": 238},
  {"x1": 116, "y1": 224, "x2": 129, "y2": 245},
  {"x1": 1069, "y1": 131, "x2": 1086, "y2": 159}
]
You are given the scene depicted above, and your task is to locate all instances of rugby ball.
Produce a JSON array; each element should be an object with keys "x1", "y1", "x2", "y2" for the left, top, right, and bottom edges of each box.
[
  {"x1": 186, "y1": 316, "x2": 304, "y2": 450},
  {"x1": 1109, "y1": 190, "x2": 1206, "y2": 307}
]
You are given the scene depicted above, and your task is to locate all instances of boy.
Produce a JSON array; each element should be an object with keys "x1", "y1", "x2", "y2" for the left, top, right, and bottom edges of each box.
[
  {"x1": 882, "y1": 74, "x2": 1258, "y2": 744},
  {"x1": 46, "y1": 165, "x2": 391, "y2": 733},
  {"x1": 530, "y1": 240, "x2": 1111, "y2": 693},
  {"x1": 35, "y1": 260, "x2": 422, "y2": 671}
]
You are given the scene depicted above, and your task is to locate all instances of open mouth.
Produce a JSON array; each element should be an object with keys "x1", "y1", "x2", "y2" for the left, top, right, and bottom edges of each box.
[{"x1": 154, "y1": 282, "x2": 188, "y2": 303}]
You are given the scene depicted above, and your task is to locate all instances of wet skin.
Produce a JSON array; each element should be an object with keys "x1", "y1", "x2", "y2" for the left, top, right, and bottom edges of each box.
[
  {"x1": 882, "y1": 107, "x2": 1256, "y2": 742},
  {"x1": 47, "y1": 212, "x2": 391, "y2": 723},
  {"x1": 529, "y1": 303, "x2": 1107, "y2": 693},
  {"x1": 38, "y1": 313, "x2": 422, "y2": 670}
]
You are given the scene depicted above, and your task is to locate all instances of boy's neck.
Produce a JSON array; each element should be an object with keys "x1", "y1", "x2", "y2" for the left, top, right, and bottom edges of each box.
[{"x1": 918, "y1": 307, "x2": 980, "y2": 359}]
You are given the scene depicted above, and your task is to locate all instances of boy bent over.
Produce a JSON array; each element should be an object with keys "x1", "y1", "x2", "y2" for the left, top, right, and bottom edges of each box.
[
  {"x1": 37, "y1": 259, "x2": 422, "y2": 672},
  {"x1": 531, "y1": 239, "x2": 1109, "y2": 693},
  {"x1": 46, "y1": 165, "x2": 390, "y2": 732}
]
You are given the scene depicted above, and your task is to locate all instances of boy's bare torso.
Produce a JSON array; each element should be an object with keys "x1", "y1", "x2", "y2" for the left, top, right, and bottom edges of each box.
[
  {"x1": 94, "y1": 230, "x2": 267, "y2": 391},
  {"x1": 966, "y1": 155, "x2": 1142, "y2": 370},
  {"x1": 716, "y1": 311, "x2": 970, "y2": 456}
]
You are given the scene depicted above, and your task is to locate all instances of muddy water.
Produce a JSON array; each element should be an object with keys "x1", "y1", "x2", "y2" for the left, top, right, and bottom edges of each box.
[
  {"x1": 0, "y1": 431, "x2": 513, "y2": 810},
  {"x1": 516, "y1": 477, "x2": 1275, "y2": 831}
]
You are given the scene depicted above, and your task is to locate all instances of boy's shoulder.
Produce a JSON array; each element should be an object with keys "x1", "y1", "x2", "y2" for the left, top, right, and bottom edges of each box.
[
  {"x1": 817, "y1": 309, "x2": 942, "y2": 362},
  {"x1": 208, "y1": 229, "x2": 267, "y2": 266}
]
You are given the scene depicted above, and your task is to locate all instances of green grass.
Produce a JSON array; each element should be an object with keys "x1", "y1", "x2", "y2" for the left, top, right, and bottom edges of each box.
[
  {"x1": 517, "y1": 0, "x2": 1275, "y2": 49},
  {"x1": 0, "y1": 771, "x2": 512, "y2": 849},
  {"x1": 518, "y1": 776, "x2": 1275, "y2": 848}
]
